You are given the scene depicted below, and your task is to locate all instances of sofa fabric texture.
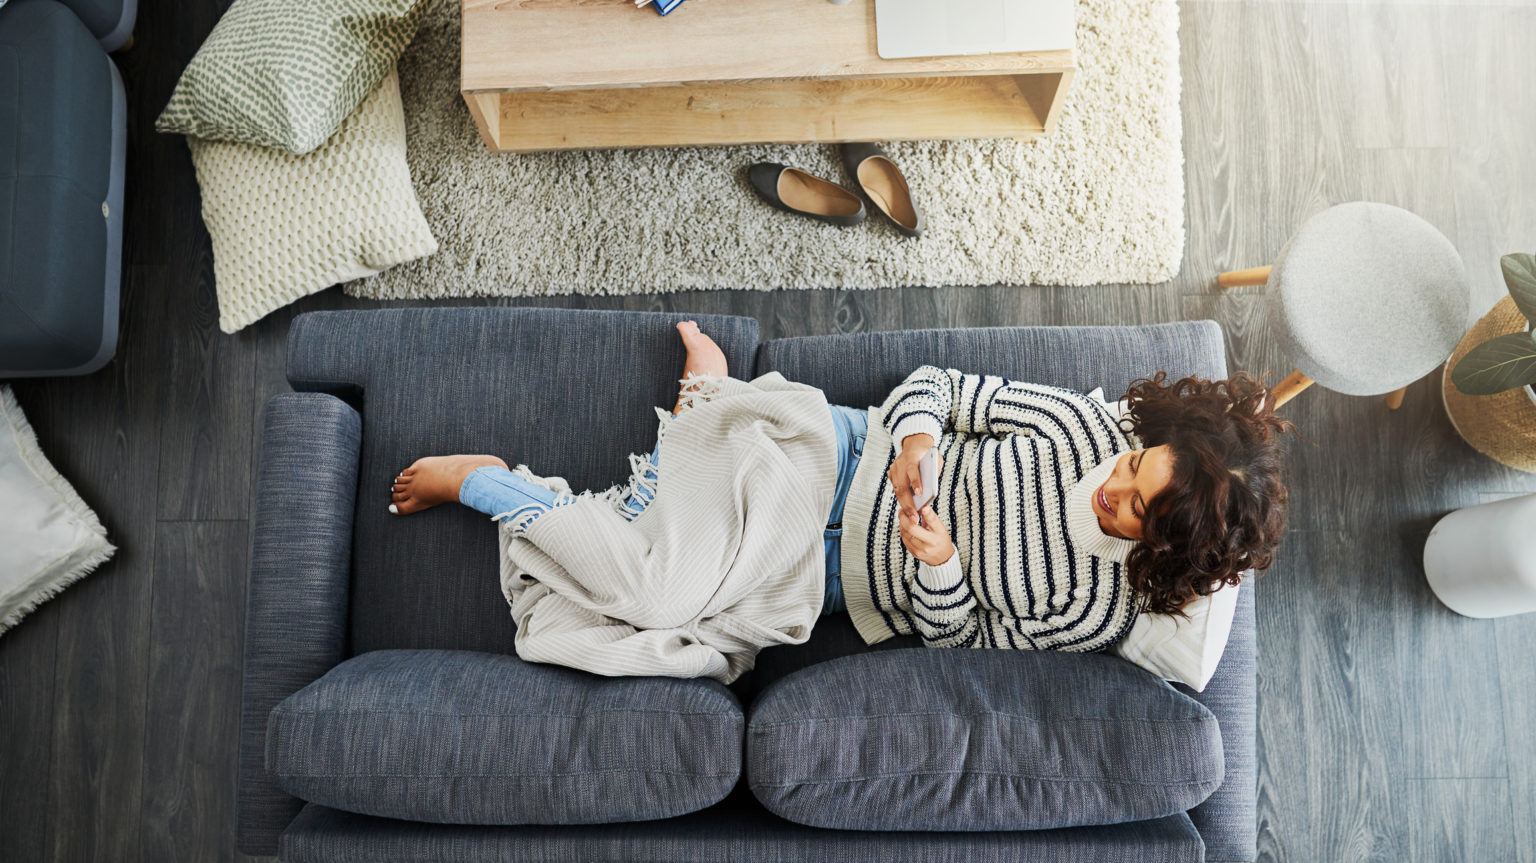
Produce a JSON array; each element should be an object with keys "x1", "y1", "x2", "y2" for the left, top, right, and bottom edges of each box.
[
  {"x1": 747, "y1": 648, "x2": 1224, "y2": 832},
  {"x1": 240, "y1": 309, "x2": 1254, "y2": 862},
  {"x1": 279, "y1": 798, "x2": 1207, "y2": 863},
  {"x1": 187, "y1": 66, "x2": 437, "y2": 333},
  {"x1": 268, "y1": 649, "x2": 743, "y2": 824},
  {"x1": 155, "y1": 0, "x2": 424, "y2": 153},
  {"x1": 238, "y1": 393, "x2": 361, "y2": 856}
]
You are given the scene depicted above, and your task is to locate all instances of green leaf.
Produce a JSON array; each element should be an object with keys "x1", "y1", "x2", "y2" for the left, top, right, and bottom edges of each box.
[
  {"x1": 1451, "y1": 331, "x2": 1536, "y2": 395},
  {"x1": 1501, "y1": 253, "x2": 1536, "y2": 324}
]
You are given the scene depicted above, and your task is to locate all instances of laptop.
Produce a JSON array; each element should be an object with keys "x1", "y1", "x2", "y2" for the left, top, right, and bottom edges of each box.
[{"x1": 874, "y1": 0, "x2": 1076, "y2": 60}]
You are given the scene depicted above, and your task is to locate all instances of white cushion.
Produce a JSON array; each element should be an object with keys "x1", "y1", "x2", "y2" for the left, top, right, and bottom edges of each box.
[
  {"x1": 0, "y1": 385, "x2": 115, "y2": 636},
  {"x1": 1086, "y1": 386, "x2": 1239, "y2": 692},
  {"x1": 187, "y1": 65, "x2": 437, "y2": 333},
  {"x1": 1110, "y1": 581, "x2": 1240, "y2": 692}
]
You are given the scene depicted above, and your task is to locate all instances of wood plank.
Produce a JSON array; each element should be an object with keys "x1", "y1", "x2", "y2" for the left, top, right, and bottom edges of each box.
[
  {"x1": 1405, "y1": 779, "x2": 1517, "y2": 862},
  {"x1": 139, "y1": 520, "x2": 249, "y2": 863},
  {"x1": 1495, "y1": 592, "x2": 1536, "y2": 863},
  {"x1": 461, "y1": 0, "x2": 1073, "y2": 93},
  {"x1": 488, "y1": 75, "x2": 1050, "y2": 152},
  {"x1": 1180, "y1": 1, "x2": 1359, "y2": 281},
  {"x1": 1443, "y1": 4, "x2": 1536, "y2": 321},
  {"x1": 1049, "y1": 283, "x2": 1179, "y2": 330},
  {"x1": 154, "y1": 255, "x2": 257, "y2": 521},
  {"x1": 41, "y1": 265, "x2": 165, "y2": 863},
  {"x1": 1251, "y1": 530, "x2": 1407, "y2": 863},
  {"x1": 1346, "y1": 3, "x2": 1451, "y2": 150},
  {"x1": 1021, "y1": 69, "x2": 1073, "y2": 137},
  {"x1": 463, "y1": 91, "x2": 500, "y2": 152}
]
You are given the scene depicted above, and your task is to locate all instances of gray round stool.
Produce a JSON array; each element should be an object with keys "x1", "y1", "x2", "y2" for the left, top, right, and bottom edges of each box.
[{"x1": 1217, "y1": 202, "x2": 1471, "y2": 409}]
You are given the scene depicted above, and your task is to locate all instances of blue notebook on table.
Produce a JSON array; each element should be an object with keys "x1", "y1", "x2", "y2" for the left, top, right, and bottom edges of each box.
[{"x1": 654, "y1": 0, "x2": 686, "y2": 14}]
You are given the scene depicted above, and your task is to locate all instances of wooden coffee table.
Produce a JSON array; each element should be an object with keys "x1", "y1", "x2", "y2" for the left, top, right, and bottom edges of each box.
[{"x1": 460, "y1": 0, "x2": 1075, "y2": 153}]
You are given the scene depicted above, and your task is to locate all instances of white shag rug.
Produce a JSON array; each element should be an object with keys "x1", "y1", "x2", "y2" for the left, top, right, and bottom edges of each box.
[{"x1": 343, "y1": 0, "x2": 1183, "y2": 300}]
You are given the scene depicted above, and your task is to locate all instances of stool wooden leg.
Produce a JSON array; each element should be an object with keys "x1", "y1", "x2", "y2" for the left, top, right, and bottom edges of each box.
[
  {"x1": 1268, "y1": 369, "x2": 1314, "y2": 410},
  {"x1": 1384, "y1": 387, "x2": 1406, "y2": 410},
  {"x1": 1217, "y1": 265, "x2": 1273, "y2": 288}
]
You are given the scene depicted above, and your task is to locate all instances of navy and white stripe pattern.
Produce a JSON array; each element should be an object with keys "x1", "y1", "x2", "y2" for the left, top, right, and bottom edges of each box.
[{"x1": 839, "y1": 365, "x2": 1142, "y2": 653}]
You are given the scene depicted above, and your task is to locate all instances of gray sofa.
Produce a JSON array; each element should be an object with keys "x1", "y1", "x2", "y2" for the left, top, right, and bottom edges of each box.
[{"x1": 240, "y1": 307, "x2": 1255, "y2": 863}]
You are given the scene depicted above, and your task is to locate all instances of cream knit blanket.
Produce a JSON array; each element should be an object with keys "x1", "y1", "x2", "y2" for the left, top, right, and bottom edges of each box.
[{"x1": 498, "y1": 373, "x2": 839, "y2": 684}]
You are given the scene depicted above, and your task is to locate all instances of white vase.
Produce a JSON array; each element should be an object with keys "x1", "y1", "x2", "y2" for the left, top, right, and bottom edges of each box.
[{"x1": 1422, "y1": 493, "x2": 1536, "y2": 618}]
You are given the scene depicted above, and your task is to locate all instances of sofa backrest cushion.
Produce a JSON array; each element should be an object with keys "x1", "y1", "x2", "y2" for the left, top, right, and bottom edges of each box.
[
  {"x1": 752, "y1": 321, "x2": 1228, "y2": 415},
  {"x1": 284, "y1": 308, "x2": 761, "y2": 658},
  {"x1": 267, "y1": 649, "x2": 743, "y2": 824},
  {"x1": 746, "y1": 647, "x2": 1224, "y2": 831}
]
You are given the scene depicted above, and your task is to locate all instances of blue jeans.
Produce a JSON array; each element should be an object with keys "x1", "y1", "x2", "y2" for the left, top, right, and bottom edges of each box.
[{"x1": 458, "y1": 403, "x2": 869, "y2": 616}]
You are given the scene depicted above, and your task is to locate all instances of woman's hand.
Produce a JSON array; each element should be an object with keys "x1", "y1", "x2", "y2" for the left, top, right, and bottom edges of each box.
[
  {"x1": 897, "y1": 504, "x2": 955, "y2": 567},
  {"x1": 887, "y1": 434, "x2": 944, "y2": 521}
]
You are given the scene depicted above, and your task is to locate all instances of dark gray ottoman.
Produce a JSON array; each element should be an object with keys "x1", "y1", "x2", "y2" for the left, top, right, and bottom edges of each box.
[{"x1": 0, "y1": 0, "x2": 127, "y2": 378}]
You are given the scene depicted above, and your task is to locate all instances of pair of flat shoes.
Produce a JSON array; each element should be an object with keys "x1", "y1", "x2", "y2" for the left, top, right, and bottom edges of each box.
[{"x1": 748, "y1": 143, "x2": 925, "y2": 237}]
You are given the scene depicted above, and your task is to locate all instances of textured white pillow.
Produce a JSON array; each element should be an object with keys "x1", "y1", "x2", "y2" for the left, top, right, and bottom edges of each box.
[
  {"x1": 188, "y1": 65, "x2": 437, "y2": 333},
  {"x1": 0, "y1": 386, "x2": 115, "y2": 637},
  {"x1": 1086, "y1": 386, "x2": 1239, "y2": 692},
  {"x1": 1111, "y1": 581, "x2": 1240, "y2": 692}
]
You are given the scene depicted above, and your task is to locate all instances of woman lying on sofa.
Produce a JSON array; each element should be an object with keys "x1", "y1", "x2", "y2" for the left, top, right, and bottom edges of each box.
[{"x1": 388, "y1": 320, "x2": 1293, "y2": 653}]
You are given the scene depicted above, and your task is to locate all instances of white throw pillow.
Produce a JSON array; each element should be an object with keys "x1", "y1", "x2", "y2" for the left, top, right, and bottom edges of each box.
[
  {"x1": 1111, "y1": 581, "x2": 1240, "y2": 692},
  {"x1": 187, "y1": 64, "x2": 437, "y2": 333},
  {"x1": 1086, "y1": 386, "x2": 1239, "y2": 692},
  {"x1": 0, "y1": 386, "x2": 115, "y2": 636}
]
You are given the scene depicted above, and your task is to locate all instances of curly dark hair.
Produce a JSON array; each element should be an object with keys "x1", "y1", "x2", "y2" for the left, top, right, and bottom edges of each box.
[{"x1": 1118, "y1": 371, "x2": 1295, "y2": 617}]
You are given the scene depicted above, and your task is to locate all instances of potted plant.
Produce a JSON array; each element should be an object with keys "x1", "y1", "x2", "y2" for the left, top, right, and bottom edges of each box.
[{"x1": 1442, "y1": 253, "x2": 1536, "y2": 473}]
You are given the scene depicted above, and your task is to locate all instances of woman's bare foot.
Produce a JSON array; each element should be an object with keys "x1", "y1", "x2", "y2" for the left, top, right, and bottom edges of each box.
[
  {"x1": 390, "y1": 454, "x2": 508, "y2": 515},
  {"x1": 673, "y1": 320, "x2": 729, "y2": 414}
]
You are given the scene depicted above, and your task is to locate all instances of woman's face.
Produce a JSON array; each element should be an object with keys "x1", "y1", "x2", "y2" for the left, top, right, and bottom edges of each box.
[{"x1": 1091, "y1": 445, "x2": 1175, "y2": 541}]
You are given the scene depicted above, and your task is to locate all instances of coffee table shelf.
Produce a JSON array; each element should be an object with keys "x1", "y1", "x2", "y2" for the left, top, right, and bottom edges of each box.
[{"x1": 460, "y1": 0, "x2": 1075, "y2": 153}]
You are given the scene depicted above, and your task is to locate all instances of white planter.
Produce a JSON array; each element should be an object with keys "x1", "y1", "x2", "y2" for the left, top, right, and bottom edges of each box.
[{"x1": 1422, "y1": 493, "x2": 1536, "y2": 618}]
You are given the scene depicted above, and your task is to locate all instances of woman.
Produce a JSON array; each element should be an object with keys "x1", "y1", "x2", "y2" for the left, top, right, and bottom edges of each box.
[{"x1": 389, "y1": 320, "x2": 1292, "y2": 652}]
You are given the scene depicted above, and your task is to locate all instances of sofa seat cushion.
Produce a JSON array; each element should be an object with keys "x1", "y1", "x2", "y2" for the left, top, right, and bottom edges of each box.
[
  {"x1": 746, "y1": 648, "x2": 1224, "y2": 831},
  {"x1": 267, "y1": 649, "x2": 744, "y2": 825}
]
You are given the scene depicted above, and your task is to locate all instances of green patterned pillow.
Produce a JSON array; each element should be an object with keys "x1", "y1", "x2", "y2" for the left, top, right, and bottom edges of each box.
[{"x1": 155, "y1": 0, "x2": 424, "y2": 154}]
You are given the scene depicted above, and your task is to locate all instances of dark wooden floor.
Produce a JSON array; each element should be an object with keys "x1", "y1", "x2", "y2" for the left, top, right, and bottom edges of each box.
[{"x1": 4, "y1": 1, "x2": 1536, "y2": 861}]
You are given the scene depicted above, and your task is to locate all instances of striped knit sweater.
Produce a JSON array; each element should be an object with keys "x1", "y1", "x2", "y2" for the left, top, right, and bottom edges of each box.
[{"x1": 840, "y1": 365, "x2": 1144, "y2": 651}]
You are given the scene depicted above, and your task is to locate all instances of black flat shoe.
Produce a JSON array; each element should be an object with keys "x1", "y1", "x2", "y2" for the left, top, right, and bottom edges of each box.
[
  {"x1": 840, "y1": 143, "x2": 924, "y2": 237},
  {"x1": 747, "y1": 163, "x2": 866, "y2": 227}
]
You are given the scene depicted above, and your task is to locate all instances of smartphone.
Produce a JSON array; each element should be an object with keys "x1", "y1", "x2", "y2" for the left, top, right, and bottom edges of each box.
[{"x1": 914, "y1": 447, "x2": 939, "y2": 514}]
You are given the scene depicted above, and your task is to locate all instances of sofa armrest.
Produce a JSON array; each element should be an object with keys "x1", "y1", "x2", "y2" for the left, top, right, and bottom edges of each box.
[{"x1": 237, "y1": 393, "x2": 361, "y2": 856}]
